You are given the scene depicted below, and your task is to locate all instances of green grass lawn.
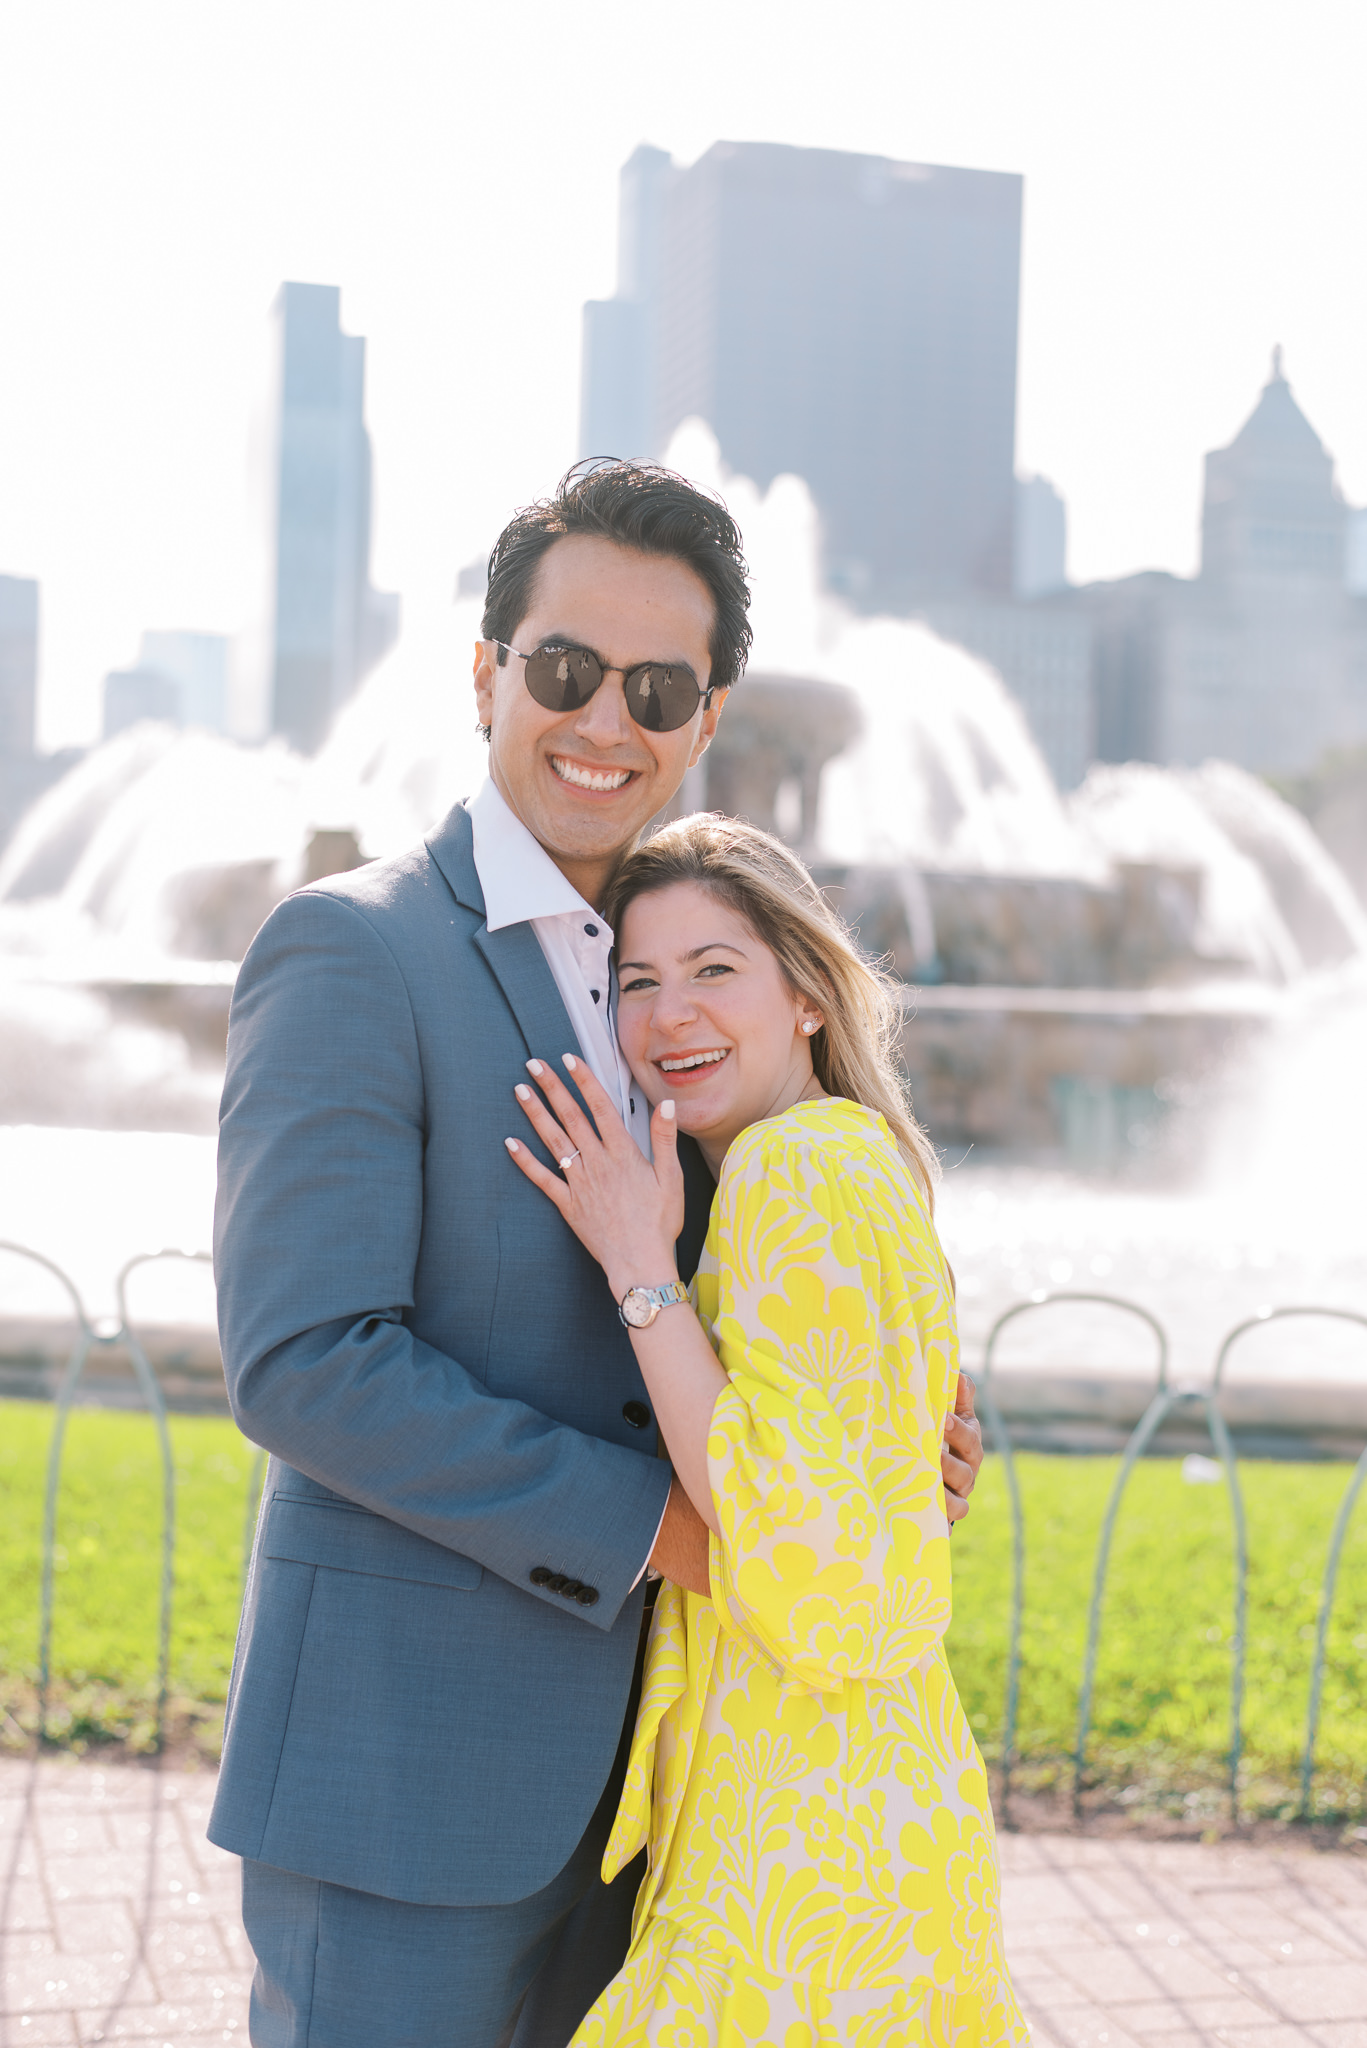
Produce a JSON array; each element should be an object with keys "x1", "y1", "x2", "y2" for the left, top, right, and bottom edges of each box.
[
  {"x1": 2, "y1": 1398, "x2": 1365, "y2": 1817},
  {"x1": 0, "y1": 1400, "x2": 256, "y2": 1756},
  {"x1": 948, "y1": 1448, "x2": 1367, "y2": 1820}
]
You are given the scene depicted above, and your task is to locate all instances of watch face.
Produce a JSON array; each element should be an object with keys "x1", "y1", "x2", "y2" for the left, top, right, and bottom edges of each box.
[{"x1": 622, "y1": 1290, "x2": 655, "y2": 1329}]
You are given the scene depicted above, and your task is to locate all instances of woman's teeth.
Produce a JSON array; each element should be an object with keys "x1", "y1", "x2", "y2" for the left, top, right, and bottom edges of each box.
[
  {"x1": 551, "y1": 757, "x2": 632, "y2": 792},
  {"x1": 659, "y1": 1051, "x2": 728, "y2": 1072}
]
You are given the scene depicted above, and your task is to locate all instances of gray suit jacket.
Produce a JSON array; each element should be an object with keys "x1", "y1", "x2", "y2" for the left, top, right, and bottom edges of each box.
[{"x1": 206, "y1": 799, "x2": 711, "y2": 1906}]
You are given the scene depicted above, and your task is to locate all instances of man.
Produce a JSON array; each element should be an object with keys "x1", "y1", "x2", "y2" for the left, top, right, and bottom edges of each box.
[{"x1": 209, "y1": 460, "x2": 983, "y2": 2048}]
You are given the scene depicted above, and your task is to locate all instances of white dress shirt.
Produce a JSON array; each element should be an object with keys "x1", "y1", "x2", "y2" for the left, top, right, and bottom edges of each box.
[
  {"x1": 469, "y1": 777, "x2": 651, "y2": 1155},
  {"x1": 468, "y1": 776, "x2": 667, "y2": 1582}
]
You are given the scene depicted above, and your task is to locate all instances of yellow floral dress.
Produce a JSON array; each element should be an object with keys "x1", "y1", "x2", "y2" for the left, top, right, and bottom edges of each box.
[{"x1": 571, "y1": 1099, "x2": 1026, "y2": 2047}]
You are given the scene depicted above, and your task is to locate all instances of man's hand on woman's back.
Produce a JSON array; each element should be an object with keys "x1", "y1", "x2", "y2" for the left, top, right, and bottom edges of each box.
[{"x1": 943, "y1": 1370, "x2": 983, "y2": 1523}]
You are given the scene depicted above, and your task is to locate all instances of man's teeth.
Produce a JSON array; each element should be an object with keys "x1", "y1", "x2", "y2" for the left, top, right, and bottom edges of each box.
[
  {"x1": 659, "y1": 1051, "x2": 728, "y2": 1072},
  {"x1": 552, "y1": 757, "x2": 632, "y2": 792}
]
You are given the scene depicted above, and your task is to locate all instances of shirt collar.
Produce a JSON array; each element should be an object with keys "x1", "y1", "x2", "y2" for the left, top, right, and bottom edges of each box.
[{"x1": 468, "y1": 776, "x2": 601, "y2": 934}]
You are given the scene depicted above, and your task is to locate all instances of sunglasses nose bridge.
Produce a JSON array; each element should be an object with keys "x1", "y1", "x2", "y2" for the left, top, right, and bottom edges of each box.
[{"x1": 570, "y1": 662, "x2": 635, "y2": 740}]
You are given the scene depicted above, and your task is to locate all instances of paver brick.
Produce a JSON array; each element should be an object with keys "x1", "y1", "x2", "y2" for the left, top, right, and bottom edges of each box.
[
  {"x1": 141, "y1": 1923, "x2": 234, "y2": 1971},
  {"x1": 4, "y1": 2011, "x2": 81, "y2": 2042},
  {"x1": 1242, "y1": 1965, "x2": 1367, "y2": 2024},
  {"x1": 49, "y1": 1904, "x2": 139, "y2": 1956},
  {"x1": 1, "y1": 1951, "x2": 159, "y2": 2015},
  {"x1": 1125, "y1": 2031, "x2": 1313, "y2": 2048},
  {"x1": 1106, "y1": 1994, "x2": 1295, "y2": 2032},
  {"x1": 1017, "y1": 1994, "x2": 1145, "y2": 2045},
  {"x1": 83, "y1": 2003, "x2": 246, "y2": 2040},
  {"x1": 2, "y1": 1887, "x2": 57, "y2": 1936}
]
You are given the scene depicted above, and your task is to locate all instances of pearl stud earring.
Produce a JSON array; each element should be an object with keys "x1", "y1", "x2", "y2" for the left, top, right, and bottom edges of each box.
[{"x1": 802, "y1": 1020, "x2": 818, "y2": 1035}]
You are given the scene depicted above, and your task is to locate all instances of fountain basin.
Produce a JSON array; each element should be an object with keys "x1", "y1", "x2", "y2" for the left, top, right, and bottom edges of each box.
[
  {"x1": 898, "y1": 980, "x2": 1278, "y2": 1161},
  {"x1": 1, "y1": 954, "x2": 236, "y2": 1060},
  {"x1": 0, "y1": 1315, "x2": 227, "y2": 1413}
]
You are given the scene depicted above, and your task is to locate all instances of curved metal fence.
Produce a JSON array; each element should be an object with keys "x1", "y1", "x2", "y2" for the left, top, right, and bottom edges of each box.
[
  {"x1": 2, "y1": 1241, "x2": 1365, "y2": 1816},
  {"x1": 1207, "y1": 1307, "x2": 1367, "y2": 1819},
  {"x1": 979, "y1": 1289, "x2": 1367, "y2": 1825},
  {"x1": 0, "y1": 1240, "x2": 212, "y2": 1753}
]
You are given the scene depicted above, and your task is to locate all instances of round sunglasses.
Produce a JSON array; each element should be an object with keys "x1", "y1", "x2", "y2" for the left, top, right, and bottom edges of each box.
[{"x1": 494, "y1": 640, "x2": 713, "y2": 734}]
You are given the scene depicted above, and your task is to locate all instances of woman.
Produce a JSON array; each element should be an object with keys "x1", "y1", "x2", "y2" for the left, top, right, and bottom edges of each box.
[{"x1": 506, "y1": 815, "x2": 1025, "y2": 2048}]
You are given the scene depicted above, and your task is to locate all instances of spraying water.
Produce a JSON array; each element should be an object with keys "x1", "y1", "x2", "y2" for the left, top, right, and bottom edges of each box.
[{"x1": 1, "y1": 425, "x2": 1363, "y2": 1231}]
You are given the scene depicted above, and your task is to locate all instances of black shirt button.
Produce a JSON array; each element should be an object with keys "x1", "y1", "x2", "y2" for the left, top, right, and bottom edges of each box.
[
  {"x1": 622, "y1": 1400, "x2": 650, "y2": 1430},
  {"x1": 545, "y1": 1573, "x2": 568, "y2": 1593},
  {"x1": 529, "y1": 1566, "x2": 552, "y2": 1585},
  {"x1": 591, "y1": 988, "x2": 601, "y2": 1003},
  {"x1": 584, "y1": 923, "x2": 598, "y2": 936},
  {"x1": 575, "y1": 1586, "x2": 599, "y2": 1606}
]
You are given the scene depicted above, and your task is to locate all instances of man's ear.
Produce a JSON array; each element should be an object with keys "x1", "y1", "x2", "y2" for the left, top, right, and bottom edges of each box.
[
  {"x1": 473, "y1": 640, "x2": 497, "y2": 729},
  {"x1": 690, "y1": 686, "x2": 729, "y2": 767}
]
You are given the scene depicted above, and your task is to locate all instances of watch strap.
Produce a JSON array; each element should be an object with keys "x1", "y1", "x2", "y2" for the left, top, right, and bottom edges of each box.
[{"x1": 618, "y1": 1280, "x2": 689, "y2": 1327}]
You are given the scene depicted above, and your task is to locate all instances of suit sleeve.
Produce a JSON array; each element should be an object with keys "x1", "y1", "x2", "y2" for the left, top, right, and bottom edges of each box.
[
  {"x1": 703, "y1": 1128, "x2": 956, "y2": 1688},
  {"x1": 214, "y1": 888, "x2": 671, "y2": 1631}
]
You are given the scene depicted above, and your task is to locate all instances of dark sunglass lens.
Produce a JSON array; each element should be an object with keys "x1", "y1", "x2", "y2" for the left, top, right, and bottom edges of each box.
[
  {"x1": 524, "y1": 645, "x2": 601, "y2": 712},
  {"x1": 626, "y1": 665, "x2": 702, "y2": 733}
]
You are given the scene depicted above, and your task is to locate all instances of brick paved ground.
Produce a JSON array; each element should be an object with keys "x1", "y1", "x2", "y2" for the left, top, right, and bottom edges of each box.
[{"x1": 4, "y1": 1752, "x2": 1367, "y2": 2045}]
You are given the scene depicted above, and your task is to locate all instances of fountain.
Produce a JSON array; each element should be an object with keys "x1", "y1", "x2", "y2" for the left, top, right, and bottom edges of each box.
[
  {"x1": 2, "y1": 424, "x2": 1364, "y2": 1149},
  {"x1": 0, "y1": 424, "x2": 1364, "y2": 1419}
]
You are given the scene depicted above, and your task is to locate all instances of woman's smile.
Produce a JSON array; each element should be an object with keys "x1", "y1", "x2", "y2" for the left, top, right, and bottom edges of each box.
[{"x1": 654, "y1": 1047, "x2": 730, "y2": 1080}]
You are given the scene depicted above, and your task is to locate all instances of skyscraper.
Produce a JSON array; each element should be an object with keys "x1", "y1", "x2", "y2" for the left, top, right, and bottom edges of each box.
[
  {"x1": 580, "y1": 145, "x2": 673, "y2": 466},
  {"x1": 102, "y1": 665, "x2": 180, "y2": 739},
  {"x1": 581, "y1": 141, "x2": 1023, "y2": 609},
  {"x1": 1014, "y1": 476, "x2": 1069, "y2": 598},
  {"x1": 0, "y1": 575, "x2": 39, "y2": 760},
  {"x1": 248, "y1": 283, "x2": 400, "y2": 755},
  {"x1": 0, "y1": 575, "x2": 81, "y2": 854},
  {"x1": 138, "y1": 630, "x2": 229, "y2": 731}
]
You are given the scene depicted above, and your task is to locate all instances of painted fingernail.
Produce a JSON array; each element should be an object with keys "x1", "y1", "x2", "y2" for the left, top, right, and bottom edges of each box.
[
  {"x1": 661, "y1": 1100, "x2": 675, "y2": 1121},
  {"x1": 526, "y1": 1059, "x2": 543, "y2": 1076},
  {"x1": 515, "y1": 1084, "x2": 532, "y2": 1100},
  {"x1": 505, "y1": 1138, "x2": 519, "y2": 1152},
  {"x1": 563, "y1": 1053, "x2": 577, "y2": 1069}
]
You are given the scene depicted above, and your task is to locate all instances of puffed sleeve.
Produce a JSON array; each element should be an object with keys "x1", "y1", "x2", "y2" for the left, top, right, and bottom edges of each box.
[{"x1": 701, "y1": 1113, "x2": 957, "y2": 1693}]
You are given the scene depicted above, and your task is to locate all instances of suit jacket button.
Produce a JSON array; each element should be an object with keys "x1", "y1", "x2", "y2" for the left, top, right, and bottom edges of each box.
[
  {"x1": 575, "y1": 1586, "x2": 599, "y2": 1605},
  {"x1": 545, "y1": 1573, "x2": 568, "y2": 1593},
  {"x1": 529, "y1": 1566, "x2": 553, "y2": 1585},
  {"x1": 622, "y1": 1400, "x2": 650, "y2": 1429},
  {"x1": 559, "y1": 1578, "x2": 583, "y2": 1599}
]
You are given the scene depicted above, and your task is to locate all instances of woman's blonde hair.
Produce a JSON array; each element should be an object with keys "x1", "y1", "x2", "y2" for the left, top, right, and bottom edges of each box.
[{"x1": 605, "y1": 813, "x2": 940, "y2": 1203}]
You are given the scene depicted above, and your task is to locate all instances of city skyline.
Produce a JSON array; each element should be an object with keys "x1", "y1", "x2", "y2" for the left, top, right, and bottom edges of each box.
[{"x1": 2, "y1": 0, "x2": 1366, "y2": 745}]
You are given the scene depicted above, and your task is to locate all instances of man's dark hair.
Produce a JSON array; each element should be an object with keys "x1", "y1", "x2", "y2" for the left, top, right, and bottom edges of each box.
[{"x1": 481, "y1": 459, "x2": 752, "y2": 694}]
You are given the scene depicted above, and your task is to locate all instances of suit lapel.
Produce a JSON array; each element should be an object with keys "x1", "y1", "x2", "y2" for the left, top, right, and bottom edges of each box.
[
  {"x1": 426, "y1": 798, "x2": 586, "y2": 1069},
  {"x1": 472, "y1": 920, "x2": 586, "y2": 1068}
]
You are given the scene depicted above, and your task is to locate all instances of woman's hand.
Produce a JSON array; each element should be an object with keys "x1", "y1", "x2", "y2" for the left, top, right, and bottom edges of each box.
[
  {"x1": 506, "y1": 1055, "x2": 684, "y2": 1293},
  {"x1": 510, "y1": 1053, "x2": 727, "y2": 1541}
]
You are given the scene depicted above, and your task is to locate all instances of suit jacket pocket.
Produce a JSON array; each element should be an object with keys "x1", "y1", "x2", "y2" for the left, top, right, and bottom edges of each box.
[{"x1": 264, "y1": 1496, "x2": 483, "y2": 1590}]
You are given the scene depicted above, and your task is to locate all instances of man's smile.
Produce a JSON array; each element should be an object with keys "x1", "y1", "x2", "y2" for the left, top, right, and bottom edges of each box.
[{"x1": 549, "y1": 754, "x2": 636, "y2": 793}]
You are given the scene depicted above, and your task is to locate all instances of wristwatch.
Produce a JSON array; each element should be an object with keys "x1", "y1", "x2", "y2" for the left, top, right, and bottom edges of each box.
[{"x1": 618, "y1": 1280, "x2": 689, "y2": 1329}]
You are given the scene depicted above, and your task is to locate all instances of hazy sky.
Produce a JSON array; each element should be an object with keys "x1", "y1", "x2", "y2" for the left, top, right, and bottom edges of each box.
[{"x1": 3, "y1": 0, "x2": 1364, "y2": 746}]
